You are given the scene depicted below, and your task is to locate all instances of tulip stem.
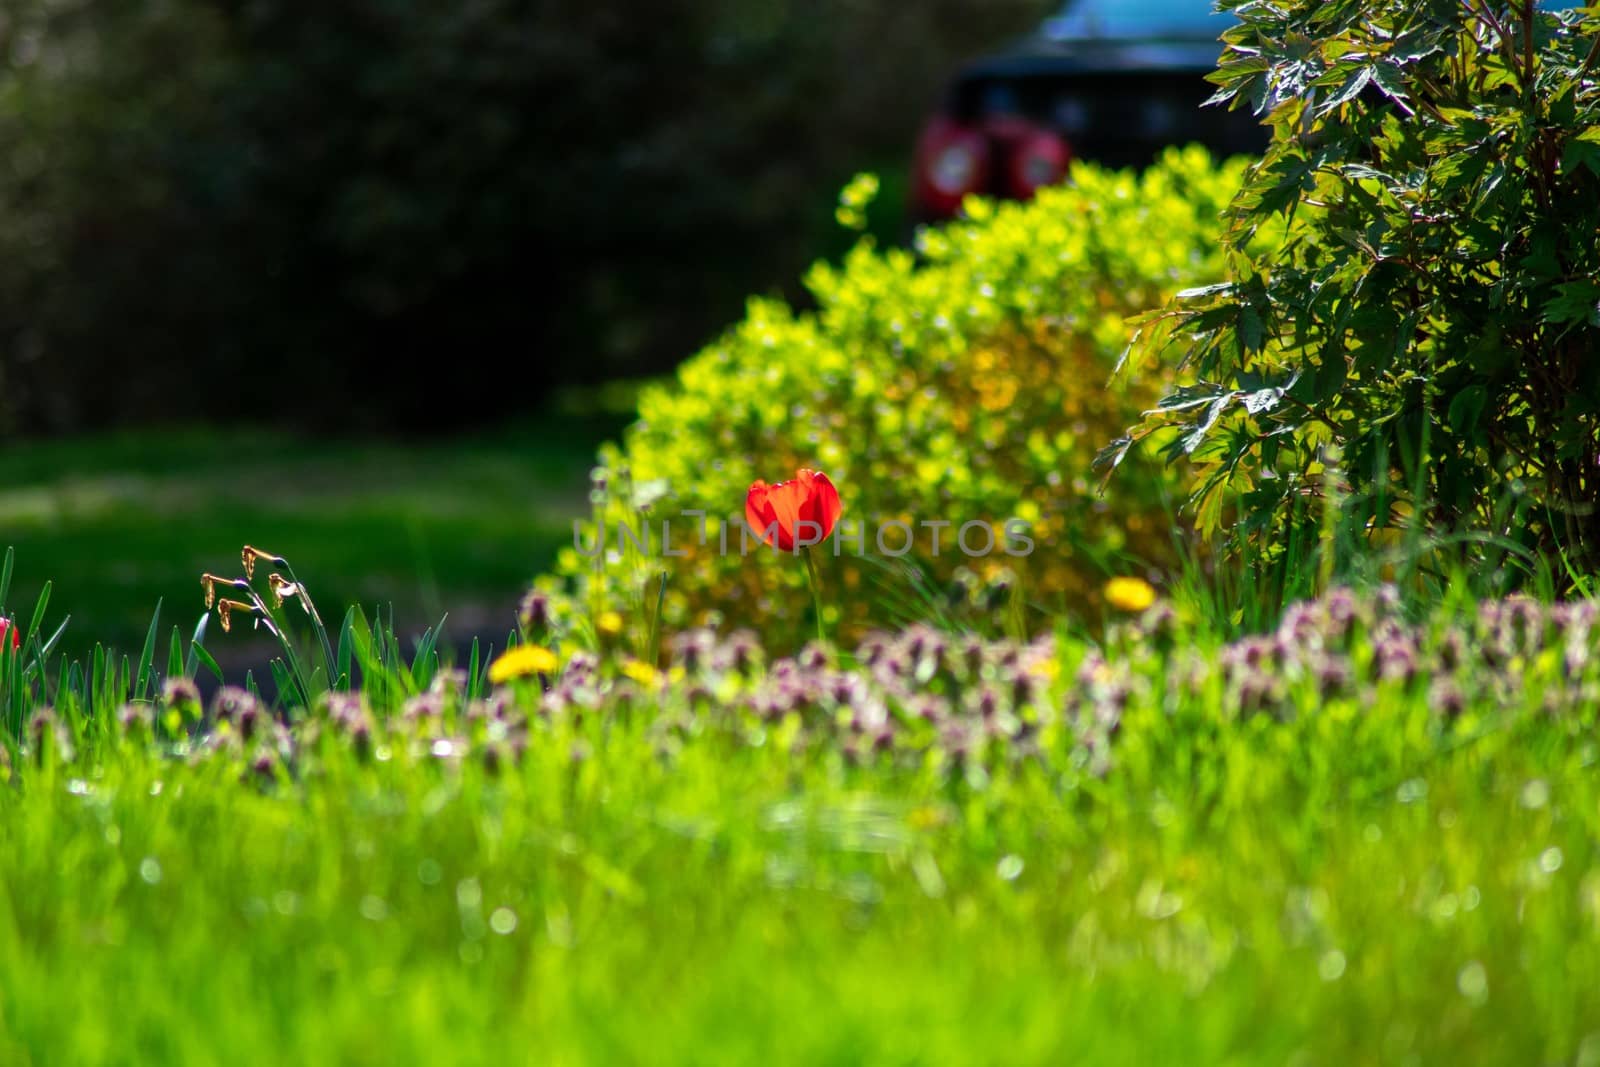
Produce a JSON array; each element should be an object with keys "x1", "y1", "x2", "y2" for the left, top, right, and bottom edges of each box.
[{"x1": 802, "y1": 547, "x2": 827, "y2": 648}]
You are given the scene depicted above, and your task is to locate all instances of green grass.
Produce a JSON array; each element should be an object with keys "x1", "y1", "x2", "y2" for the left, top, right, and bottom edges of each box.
[
  {"x1": 0, "y1": 416, "x2": 622, "y2": 658},
  {"x1": 2, "y1": 593, "x2": 1599, "y2": 1064}
]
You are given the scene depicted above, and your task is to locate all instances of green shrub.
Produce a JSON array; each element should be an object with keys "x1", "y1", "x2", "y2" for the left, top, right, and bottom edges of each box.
[
  {"x1": 540, "y1": 149, "x2": 1250, "y2": 650},
  {"x1": 1108, "y1": 0, "x2": 1600, "y2": 589}
]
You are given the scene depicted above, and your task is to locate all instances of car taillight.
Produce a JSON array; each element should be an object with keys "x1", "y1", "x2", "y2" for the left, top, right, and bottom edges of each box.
[
  {"x1": 913, "y1": 117, "x2": 991, "y2": 219},
  {"x1": 1007, "y1": 129, "x2": 1071, "y2": 200}
]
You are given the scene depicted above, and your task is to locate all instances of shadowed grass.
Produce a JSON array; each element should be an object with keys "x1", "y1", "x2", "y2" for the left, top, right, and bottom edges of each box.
[{"x1": 0, "y1": 416, "x2": 622, "y2": 655}]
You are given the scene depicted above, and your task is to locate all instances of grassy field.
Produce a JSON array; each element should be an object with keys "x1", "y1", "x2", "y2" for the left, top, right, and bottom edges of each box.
[
  {"x1": 2, "y1": 592, "x2": 1598, "y2": 1064},
  {"x1": 0, "y1": 415, "x2": 623, "y2": 660}
]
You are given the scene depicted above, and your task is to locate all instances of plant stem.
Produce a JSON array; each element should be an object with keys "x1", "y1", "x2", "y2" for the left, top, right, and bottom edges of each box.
[
  {"x1": 645, "y1": 571, "x2": 667, "y2": 665},
  {"x1": 802, "y1": 548, "x2": 826, "y2": 648},
  {"x1": 281, "y1": 561, "x2": 337, "y2": 689}
]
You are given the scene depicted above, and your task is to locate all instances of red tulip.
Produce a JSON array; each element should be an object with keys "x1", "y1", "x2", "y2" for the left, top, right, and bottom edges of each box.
[
  {"x1": 745, "y1": 469, "x2": 842, "y2": 552},
  {"x1": 0, "y1": 617, "x2": 17, "y2": 652}
]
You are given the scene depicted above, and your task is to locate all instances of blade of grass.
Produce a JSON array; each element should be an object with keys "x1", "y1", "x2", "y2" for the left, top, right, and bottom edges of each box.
[
  {"x1": 271, "y1": 629, "x2": 314, "y2": 711},
  {"x1": 191, "y1": 641, "x2": 223, "y2": 685},
  {"x1": 337, "y1": 606, "x2": 358, "y2": 690},
  {"x1": 134, "y1": 599, "x2": 162, "y2": 703},
  {"x1": 5, "y1": 640, "x2": 21, "y2": 739},
  {"x1": 269, "y1": 659, "x2": 302, "y2": 711},
  {"x1": 645, "y1": 572, "x2": 667, "y2": 664},
  {"x1": 22, "y1": 616, "x2": 72, "y2": 692},
  {"x1": 25, "y1": 581, "x2": 51, "y2": 647},
  {"x1": 53, "y1": 655, "x2": 69, "y2": 721},
  {"x1": 89, "y1": 645, "x2": 104, "y2": 717},
  {"x1": 186, "y1": 614, "x2": 209, "y2": 678},
  {"x1": 38, "y1": 616, "x2": 69, "y2": 660},
  {"x1": 0, "y1": 546, "x2": 13, "y2": 614},
  {"x1": 411, "y1": 616, "x2": 446, "y2": 692},
  {"x1": 467, "y1": 638, "x2": 482, "y2": 701},
  {"x1": 344, "y1": 607, "x2": 385, "y2": 706},
  {"x1": 167, "y1": 626, "x2": 184, "y2": 683},
  {"x1": 118, "y1": 655, "x2": 132, "y2": 717},
  {"x1": 65, "y1": 659, "x2": 82, "y2": 703},
  {"x1": 277, "y1": 557, "x2": 336, "y2": 685}
]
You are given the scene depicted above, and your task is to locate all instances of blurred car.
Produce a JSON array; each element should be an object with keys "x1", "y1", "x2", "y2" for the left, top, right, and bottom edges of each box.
[{"x1": 910, "y1": 0, "x2": 1267, "y2": 221}]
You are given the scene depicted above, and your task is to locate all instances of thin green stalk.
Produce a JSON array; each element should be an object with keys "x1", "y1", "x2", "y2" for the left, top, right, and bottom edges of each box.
[
  {"x1": 280, "y1": 561, "x2": 337, "y2": 689},
  {"x1": 802, "y1": 548, "x2": 826, "y2": 648},
  {"x1": 645, "y1": 571, "x2": 667, "y2": 665}
]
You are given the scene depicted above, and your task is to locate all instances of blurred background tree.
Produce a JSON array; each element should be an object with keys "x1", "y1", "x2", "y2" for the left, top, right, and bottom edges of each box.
[{"x1": 0, "y1": 0, "x2": 1049, "y2": 434}]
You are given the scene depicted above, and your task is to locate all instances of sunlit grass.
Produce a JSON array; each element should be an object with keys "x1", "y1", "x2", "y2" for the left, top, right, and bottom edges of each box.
[{"x1": 2, "y1": 586, "x2": 1598, "y2": 1064}]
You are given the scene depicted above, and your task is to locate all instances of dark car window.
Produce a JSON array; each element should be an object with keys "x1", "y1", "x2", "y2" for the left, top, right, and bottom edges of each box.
[{"x1": 1043, "y1": 0, "x2": 1234, "y2": 41}]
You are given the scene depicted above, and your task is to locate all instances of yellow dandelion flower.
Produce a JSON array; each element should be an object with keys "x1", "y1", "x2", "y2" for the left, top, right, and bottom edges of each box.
[
  {"x1": 1104, "y1": 576, "x2": 1158, "y2": 613},
  {"x1": 596, "y1": 611, "x2": 625, "y2": 638},
  {"x1": 619, "y1": 660, "x2": 658, "y2": 687},
  {"x1": 489, "y1": 644, "x2": 559, "y2": 685}
]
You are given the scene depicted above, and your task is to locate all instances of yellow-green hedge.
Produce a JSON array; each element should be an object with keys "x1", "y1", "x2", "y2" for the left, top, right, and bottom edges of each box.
[{"x1": 543, "y1": 147, "x2": 1249, "y2": 649}]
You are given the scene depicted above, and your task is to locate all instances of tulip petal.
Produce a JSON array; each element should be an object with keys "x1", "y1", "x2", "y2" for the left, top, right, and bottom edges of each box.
[
  {"x1": 766, "y1": 480, "x2": 806, "y2": 551},
  {"x1": 745, "y1": 481, "x2": 778, "y2": 548},
  {"x1": 808, "y1": 471, "x2": 842, "y2": 539}
]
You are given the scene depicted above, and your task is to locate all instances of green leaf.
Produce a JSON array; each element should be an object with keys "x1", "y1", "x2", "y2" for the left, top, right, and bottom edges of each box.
[
  {"x1": 1319, "y1": 65, "x2": 1373, "y2": 113},
  {"x1": 1560, "y1": 129, "x2": 1600, "y2": 176},
  {"x1": 1242, "y1": 380, "x2": 1294, "y2": 415},
  {"x1": 1093, "y1": 436, "x2": 1136, "y2": 480},
  {"x1": 1446, "y1": 384, "x2": 1489, "y2": 434},
  {"x1": 1240, "y1": 304, "x2": 1265, "y2": 355},
  {"x1": 1369, "y1": 63, "x2": 1413, "y2": 115},
  {"x1": 1176, "y1": 282, "x2": 1238, "y2": 301},
  {"x1": 1541, "y1": 280, "x2": 1600, "y2": 327},
  {"x1": 1185, "y1": 394, "x2": 1238, "y2": 455}
]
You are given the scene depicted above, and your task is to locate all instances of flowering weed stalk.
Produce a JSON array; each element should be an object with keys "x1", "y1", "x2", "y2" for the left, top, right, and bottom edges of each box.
[
  {"x1": 202, "y1": 545, "x2": 340, "y2": 705},
  {"x1": 249, "y1": 545, "x2": 337, "y2": 685}
]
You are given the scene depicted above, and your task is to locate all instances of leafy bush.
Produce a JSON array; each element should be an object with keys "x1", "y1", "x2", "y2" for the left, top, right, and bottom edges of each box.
[
  {"x1": 1108, "y1": 0, "x2": 1600, "y2": 586},
  {"x1": 541, "y1": 149, "x2": 1249, "y2": 649},
  {"x1": 0, "y1": 0, "x2": 1048, "y2": 433}
]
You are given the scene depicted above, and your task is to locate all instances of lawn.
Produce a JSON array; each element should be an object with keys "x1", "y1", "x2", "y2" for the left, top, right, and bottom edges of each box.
[
  {"x1": 0, "y1": 413, "x2": 623, "y2": 664},
  {"x1": 2, "y1": 595, "x2": 1596, "y2": 1065}
]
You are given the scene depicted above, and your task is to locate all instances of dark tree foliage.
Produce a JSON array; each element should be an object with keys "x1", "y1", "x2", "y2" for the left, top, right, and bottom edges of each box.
[
  {"x1": 1107, "y1": 0, "x2": 1600, "y2": 581},
  {"x1": 0, "y1": 0, "x2": 1047, "y2": 433}
]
